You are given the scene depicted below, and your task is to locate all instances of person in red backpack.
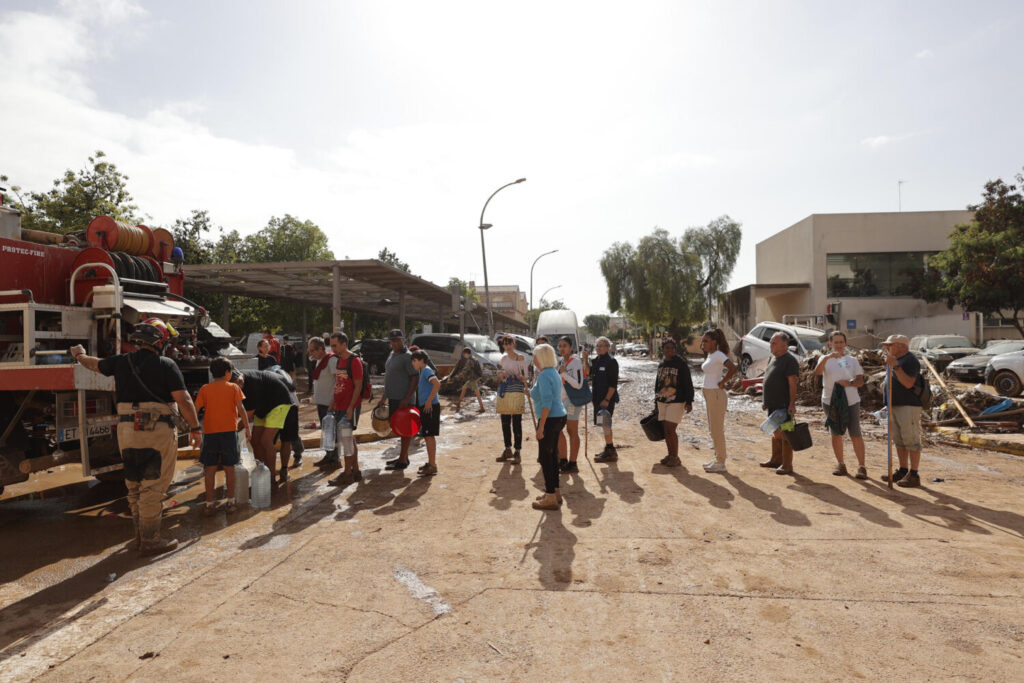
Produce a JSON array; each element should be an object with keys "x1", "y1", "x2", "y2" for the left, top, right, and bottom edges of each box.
[{"x1": 328, "y1": 332, "x2": 366, "y2": 487}]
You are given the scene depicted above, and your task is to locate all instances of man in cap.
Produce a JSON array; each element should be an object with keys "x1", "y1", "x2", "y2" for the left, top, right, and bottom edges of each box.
[
  {"x1": 71, "y1": 318, "x2": 201, "y2": 557},
  {"x1": 378, "y1": 329, "x2": 418, "y2": 470},
  {"x1": 881, "y1": 334, "x2": 924, "y2": 487}
]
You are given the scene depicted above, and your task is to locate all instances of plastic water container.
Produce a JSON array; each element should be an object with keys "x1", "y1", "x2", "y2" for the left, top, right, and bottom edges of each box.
[
  {"x1": 234, "y1": 439, "x2": 251, "y2": 506},
  {"x1": 759, "y1": 409, "x2": 789, "y2": 434},
  {"x1": 338, "y1": 415, "x2": 354, "y2": 456},
  {"x1": 321, "y1": 412, "x2": 337, "y2": 452},
  {"x1": 250, "y1": 459, "x2": 271, "y2": 508},
  {"x1": 597, "y1": 408, "x2": 612, "y2": 434}
]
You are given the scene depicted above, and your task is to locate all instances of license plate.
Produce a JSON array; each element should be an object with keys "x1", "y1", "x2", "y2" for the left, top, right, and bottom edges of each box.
[{"x1": 58, "y1": 417, "x2": 119, "y2": 442}]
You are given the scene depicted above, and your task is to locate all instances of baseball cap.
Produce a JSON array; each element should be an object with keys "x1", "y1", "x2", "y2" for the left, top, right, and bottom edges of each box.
[
  {"x1": 387, "y1": 329, "x2": 404, "y2": 339},
  {"x1": 882, "y1": 334, "x2": 909, "y2": 345}
]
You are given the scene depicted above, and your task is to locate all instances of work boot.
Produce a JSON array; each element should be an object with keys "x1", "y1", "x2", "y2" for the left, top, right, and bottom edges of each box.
[
  {"x1": 594, "y1": 445, "x2": 618, "y2": 462},
  {"x1": 125, "y1": 515, "x2": 141, "y2": 551},
  {"x1": 496, "y1": 448, "x2": 513, "y2": 462},
  {"x1": 138, "y1": 521, "x2": 177, "y2": 557},
  {"x1": 775, "y1": 441, "x2": 794, "y2": 475},
  {"x1": 317, "y1": 457, "x2": 342, "y2": 471},
  {"x1": 511, "y1": 449, "x2": 521, "y2": 464},
  {"x1": 760, "y1": 439, "x2": 783, "y2": 468}
]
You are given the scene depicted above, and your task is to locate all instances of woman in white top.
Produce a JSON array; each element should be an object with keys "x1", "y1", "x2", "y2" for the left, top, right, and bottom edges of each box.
[
  {"x1": 814, "y1": 330, "x2": 867, "y2": 479},
  {"x1": 495, "y1": 336, "x2": 530, "y2": 464},
  {"x1": 556, "y1": 336, "x2": 585, "y2": 474},
  {"x1": 699, "y1": 329, "x2": 738, "y2": 473}
]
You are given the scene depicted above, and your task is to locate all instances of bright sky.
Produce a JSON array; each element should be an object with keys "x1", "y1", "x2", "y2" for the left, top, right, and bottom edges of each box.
[{"x1": 2, "y1": 0, "x2": 1023, "y2": 320}]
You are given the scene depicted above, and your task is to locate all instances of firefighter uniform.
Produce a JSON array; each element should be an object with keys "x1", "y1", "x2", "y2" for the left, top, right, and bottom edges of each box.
[{"x1": 98, "y1": 348, "x2": 188, "y2": 547}]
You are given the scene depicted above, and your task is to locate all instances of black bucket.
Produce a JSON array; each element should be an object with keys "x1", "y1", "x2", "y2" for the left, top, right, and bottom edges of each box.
[
  {"x1": 784, "y1": 422, "x2": 812, "y2": 451},
  {"x1": 640, "y1": 410, "x2": 665, "y2": 442}
]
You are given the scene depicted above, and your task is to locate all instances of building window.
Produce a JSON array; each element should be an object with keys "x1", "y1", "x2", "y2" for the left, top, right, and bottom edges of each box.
[{"x1": 826, "y1": 252, "x2": 936, "y2": 298}]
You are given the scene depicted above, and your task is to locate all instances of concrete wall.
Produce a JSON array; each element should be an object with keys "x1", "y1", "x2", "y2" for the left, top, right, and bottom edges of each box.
[{"x1": 755, "y1": 215, "x2": 814, "y2": 285}]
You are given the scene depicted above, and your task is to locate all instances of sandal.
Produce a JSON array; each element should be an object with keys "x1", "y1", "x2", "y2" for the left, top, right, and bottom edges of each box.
[{"x1": 418, "y1": 464, "x2": 437, "y2": 477}]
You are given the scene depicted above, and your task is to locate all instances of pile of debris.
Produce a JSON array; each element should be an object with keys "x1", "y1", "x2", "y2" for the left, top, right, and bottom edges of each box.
[{"x1": 929, "y1": 385, "x2": 1024, "y2": 429}]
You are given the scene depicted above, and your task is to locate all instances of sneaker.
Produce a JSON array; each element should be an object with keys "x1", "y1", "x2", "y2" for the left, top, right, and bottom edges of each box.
[
  {"x1": 882, "y1": 468, "x2": 908, "y2": 483},
  {"x1": 201, "y1": 502, "x2": 216, "y2": 517},
  {"x1": 832, "y1": 463, "x2": 848, "y2": 476},
  {"x1": 855, "y1": 466, "x2": 868, "y2": 480},
  {"x1": 385, "y1": 460, "x2": 410, "y2": 471},
  {"x1": 561, "y1": 461, "x2": 579, "y2": 474},
  {"x1": 896, "y1": 471, "x2": 921, "y2": 488},
  {"x1": 511, "y1": 450, "x2": 521, "y2": 464},
  {"x1": 496, "y1": 448, "x2": 513, "y2": 462},
  {"x1": 558, "y1": 458, "x2": 569, "y2": 471},
  {"x1": 291, "y1": 455, "x2": 303, "y2": 469},
  {"x1": 594, "y1": 446, "x2": 618, "y2": 463},
  {"x1": 660, "y1": 455, "x2": 682, "y2": 468},
  {"x1": 703, "y1": 460, "x2": 727, "y2": 473}
]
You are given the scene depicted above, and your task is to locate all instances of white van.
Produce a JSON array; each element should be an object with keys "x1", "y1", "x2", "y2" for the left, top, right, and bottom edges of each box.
[{"x1": 535, "y1": 310, "x2": 582, "y2": 351}]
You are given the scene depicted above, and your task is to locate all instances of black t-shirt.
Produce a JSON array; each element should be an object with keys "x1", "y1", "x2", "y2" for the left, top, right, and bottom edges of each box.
[
  {"x1": 257, "y1": 354, "x2": 277, "y2": 371},
  {"x1": 763, "y1": 352, "x2": 800, "y2": 411},
  {"x1": 97, "y1": 349, "x2": 186, "y2": 404},
  {"x1": 591, "y1": 353, "x2": 619, "y2": 404},
  {"x1": 281, "y1": 343, "x2": 296, "y2": 371},
  {"x1": 891, "y1": 352, "x2": 922, "y2": 407},
  {"x1": 655, "y1": 355, "x2": 694, "y2": 404},
  {"x1": 240, "y1": 369, "x2": 292, "y2": 417}
]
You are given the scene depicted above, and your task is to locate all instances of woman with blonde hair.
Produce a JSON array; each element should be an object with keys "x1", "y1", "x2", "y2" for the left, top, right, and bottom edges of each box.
[
  {"x1": 699, "y1": 328, "x2": 737, "y2": 473},
  {"x1": 530, "y1": 343, "x2": 567, "y2": 510}
]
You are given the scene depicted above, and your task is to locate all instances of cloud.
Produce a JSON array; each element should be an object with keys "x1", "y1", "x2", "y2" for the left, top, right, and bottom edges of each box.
[
  {"x1": 915, "y1": 48, "x2": 934, "y2": 59},
  {"x1": 860, "y1": 131, "x2": 927, "y2": 149},
  {"x1": 59, "y1": 0, "x2": 145, "y2": 26}
]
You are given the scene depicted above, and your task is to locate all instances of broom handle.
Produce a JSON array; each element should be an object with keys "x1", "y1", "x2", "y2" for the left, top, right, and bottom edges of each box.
[{"x1": 887, "y1": 364, "x2": 893, "y2": 490}]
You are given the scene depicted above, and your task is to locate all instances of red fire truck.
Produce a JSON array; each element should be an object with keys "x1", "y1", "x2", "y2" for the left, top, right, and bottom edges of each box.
[{"x1": 0, "y1": 203, "x2": 216, "y2": 494}]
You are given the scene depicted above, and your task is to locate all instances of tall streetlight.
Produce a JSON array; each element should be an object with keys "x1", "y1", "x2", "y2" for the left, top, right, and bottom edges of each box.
[
  {"x1": 539, "y1": 284, "x2": 562, "y2": 304},
  {"x1": 479, "y1": 177, "x2": 526, "y2": 337},
  {"x1": 529, "y1": 249, "x2": 558, "y2": 336}
]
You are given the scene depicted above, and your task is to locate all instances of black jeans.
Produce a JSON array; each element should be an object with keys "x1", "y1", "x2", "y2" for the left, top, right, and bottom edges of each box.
[
  {"x1": 501, "y1": 414, "x2": 523, "y2": 449},
  {"x1": 538, "y1": 416, "x2": 567, "y2": 494}
]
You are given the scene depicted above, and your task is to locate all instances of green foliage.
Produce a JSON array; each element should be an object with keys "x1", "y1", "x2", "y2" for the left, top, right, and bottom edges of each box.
[
  {"x1": 583, "y1": 313, "x2": 610, "y2": 337},
  {"x1": 600, "y1": 218, "x2": 742, "y2": 337},
  {"x1": 447, "y1": 277, "x2": 479, "y2": 304},
  {"x1": 919, "y1": 171, "x2": 1024, "y2": 336},
  {"x1": 378, "y1": 247, "x2": 411, "y2": 273},
  {"x1": 527, "y1": 297, "x2": 566, "y2": 322},
  {"x1": 1, "y1": 151, "x2": 139, "y2": 234}
]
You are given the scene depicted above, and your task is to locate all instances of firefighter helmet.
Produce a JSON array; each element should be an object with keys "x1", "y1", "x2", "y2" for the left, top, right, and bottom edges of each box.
[{"x1": 128, "y1": 317, "x2": 177, "y2": 348}]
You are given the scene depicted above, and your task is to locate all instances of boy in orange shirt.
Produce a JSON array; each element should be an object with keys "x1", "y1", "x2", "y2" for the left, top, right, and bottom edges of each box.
[{"x1": 195, "y1": 358, "x2": 250, "y2": 515}]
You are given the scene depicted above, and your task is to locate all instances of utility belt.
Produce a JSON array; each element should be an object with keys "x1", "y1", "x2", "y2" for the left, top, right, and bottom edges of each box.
[{"x1": 117, "y1": 401, "x2": 182, "y2": 432}]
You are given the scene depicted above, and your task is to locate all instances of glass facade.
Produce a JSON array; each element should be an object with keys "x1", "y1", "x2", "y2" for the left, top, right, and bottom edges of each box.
[{"x1": 826, "y1": 252, "x2": 936, "y2": 298}]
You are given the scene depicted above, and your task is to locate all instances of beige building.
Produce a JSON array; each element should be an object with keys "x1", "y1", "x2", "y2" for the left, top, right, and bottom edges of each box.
[
  {"x1": 718, "y1": 210, "x2": 1015, "y2": 347},
  {"x1": 484, "y1": 284, "x2": 528, "y2": 324}
]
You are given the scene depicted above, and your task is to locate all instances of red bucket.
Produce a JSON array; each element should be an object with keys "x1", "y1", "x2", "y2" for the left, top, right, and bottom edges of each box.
[{"x1": 389, "y1": 406, "x2": 422, "y2": 438}]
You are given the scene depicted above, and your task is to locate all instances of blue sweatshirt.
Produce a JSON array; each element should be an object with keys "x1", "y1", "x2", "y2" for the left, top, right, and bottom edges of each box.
[{"x1": 531, "y1": 366, "x2": 567, "y2": 419}]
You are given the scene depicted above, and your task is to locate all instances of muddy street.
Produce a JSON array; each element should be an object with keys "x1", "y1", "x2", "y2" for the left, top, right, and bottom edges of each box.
[{"x1": 2, "y1": 360, "x2": 1024, "y2": 681}]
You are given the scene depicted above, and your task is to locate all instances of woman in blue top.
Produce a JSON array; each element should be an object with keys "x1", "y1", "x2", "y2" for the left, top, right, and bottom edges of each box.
[{"x1": 530, "y1": 343, "x2": 567, "y2": 510}]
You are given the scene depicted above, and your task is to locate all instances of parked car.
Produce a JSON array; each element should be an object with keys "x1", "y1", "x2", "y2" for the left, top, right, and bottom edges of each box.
[
  {"x1": 984, "y1": 350, "x2": 1024, "y2": 397},
  {"x1": 410, "y1": 333, "x2": 502, "y2": 375},
  {"x1": 349, "y1": 338, "x2": 390, "y2": 375},
  {"x1": 945, "y1": 340, "x2": 1024, "y2": 382},
  {"x1": 908, "y1": 335, "x2": 980, "y2": 373},
  {"x1": 738, "y1": 322, "x2": 826, "y2": 375}
]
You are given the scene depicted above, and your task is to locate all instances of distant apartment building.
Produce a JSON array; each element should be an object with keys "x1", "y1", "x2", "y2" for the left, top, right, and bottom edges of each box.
[
  {"x1": 484, "y1": 284, "x2": 528, "y2": 324},
  {"x1": 718, "y1": 210, "x2": 1015, "y2": 347}
]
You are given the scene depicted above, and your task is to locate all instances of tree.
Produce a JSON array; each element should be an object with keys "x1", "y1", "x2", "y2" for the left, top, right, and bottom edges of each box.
[
  {"x1": 583, "y1": 313, "x2": 610, "y2": 337},
  {"x1": 447, "y1": 277, "x2": 479, "y2": 304},
  {"x1": 377, "y1": 247, "x2": 411, "y2": 273},
  {"x1": 682, "y1": 215, "x2": 743, "y2": 325},
  {"x1": 1, "y1": 151, "x2": 139, "y2": 234},
  {"x1": 600, "y1": 219, "x2": 742, "y2": 338},
  {"x1": 918, "y1": 171, "x2": 1024, "y2": 336},
  {"x1": 527, "y1": 297, "x2": 566, "y2": 323}
]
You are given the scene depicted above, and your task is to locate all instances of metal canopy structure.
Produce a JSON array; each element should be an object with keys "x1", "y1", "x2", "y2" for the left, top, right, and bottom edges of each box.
[{"x1": 184, "y1": 259, "x2": 528, "y2": 334}]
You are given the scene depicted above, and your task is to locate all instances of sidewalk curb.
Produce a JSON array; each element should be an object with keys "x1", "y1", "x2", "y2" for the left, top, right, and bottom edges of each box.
[
  {"x1": 177, "y1": 431, "x2": 393, "y2": 460},
  {"x1": 929, "y1": 426, "x2": 1024, "y2": 457}
]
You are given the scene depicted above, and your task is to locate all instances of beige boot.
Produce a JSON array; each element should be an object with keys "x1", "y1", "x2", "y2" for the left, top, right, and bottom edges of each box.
[
  {"x1": 775, "y1": 440, "x2": 795, "y2": 475},
  {"x1": 125, "y1": 515, "x2": 141, "y2": 551},
  {"x1": 760, "y1": 439, "x2": 783, "y2": 468},
  {"x1": 138, "y1": 520, "x2": 178, "y2": 557}
]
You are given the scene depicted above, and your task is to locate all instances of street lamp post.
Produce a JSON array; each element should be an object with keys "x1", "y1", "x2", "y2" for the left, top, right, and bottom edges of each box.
[
  {"x1": 529, "y1": 249, "x2": 558, "y2": 336},
  {"x1": 539, "y1": 284, "x2": 562, "y2": 304},
  {"x1": 479, "y1": 178, "x2": 526, "y2": 338}
]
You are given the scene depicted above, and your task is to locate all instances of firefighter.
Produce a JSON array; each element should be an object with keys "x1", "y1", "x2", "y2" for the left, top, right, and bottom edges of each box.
[{"x1": 71, "y1": 317, "x2": 201, "y2": 557}]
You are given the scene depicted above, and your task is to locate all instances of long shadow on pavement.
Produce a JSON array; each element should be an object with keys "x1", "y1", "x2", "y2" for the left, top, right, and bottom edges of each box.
[
  {"x1": 652, "y1": 463, "x2": 735, "y2": 509},
  {"x1": 529, "y1": 512, "x2": 578, "y2": 591},
  {"x1": 721, "y1": 472, "x2": 811, "y2": 527},
  {"x1": 851, "y1": 479, "x2": 1017, "y2": 537},
  {"x1": 489, "y1": 461, "x2": 528, "y2": 511},
  {"x1": 595, "y1": 460, "x2": 645, "y2": 504},
  {"x1": 788, "y1": 473, "x2": 902, "y2": 528},
  {"x1": 561, "y1": 472, "x2": 605, "y2": 528}
]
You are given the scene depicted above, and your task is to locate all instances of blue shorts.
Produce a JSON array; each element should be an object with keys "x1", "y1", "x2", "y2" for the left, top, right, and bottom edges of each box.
[{"x1": 200, "y1": 431, "x2": 239, "y2": 467}]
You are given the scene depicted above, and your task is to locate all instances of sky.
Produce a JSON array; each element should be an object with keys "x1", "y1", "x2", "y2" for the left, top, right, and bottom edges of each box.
[{"x1": 2, "y1": 0, "x2": 1023, "y2": 320}]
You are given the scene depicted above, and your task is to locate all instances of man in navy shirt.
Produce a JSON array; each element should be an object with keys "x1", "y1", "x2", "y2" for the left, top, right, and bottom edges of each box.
[{"x1": 591, "y1": 337, "x2": 621, "y2": 462}]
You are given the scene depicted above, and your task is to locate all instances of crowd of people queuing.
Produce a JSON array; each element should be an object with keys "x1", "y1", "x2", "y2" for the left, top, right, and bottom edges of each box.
[{"x1": 71, "y1": 318, "x2": 929, "y2": 556}]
